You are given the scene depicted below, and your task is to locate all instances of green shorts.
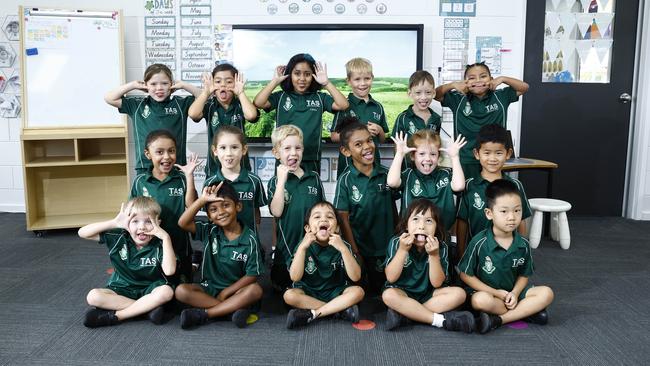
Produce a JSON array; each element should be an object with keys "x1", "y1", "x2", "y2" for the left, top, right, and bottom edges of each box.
[
  {"x1": 108, "y1": 280, "x2": 168, "y2": 300},
  {"x1": 199, "y1": 281, "x2": 224, "y2": 298},
  {"x1": 383, "y1": 285, "x2": 433, "y2": 303},
  {"x1": 293, "y1": 284, "x2": 347, "y2": 303}
]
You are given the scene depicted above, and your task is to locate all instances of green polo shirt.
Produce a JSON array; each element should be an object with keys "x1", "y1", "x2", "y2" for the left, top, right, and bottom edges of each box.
[
  {"x1": 267, "y1": 91, "x2": 335, "y2": 162},
  {"x1": 457, "y1": 175, "x2": 532, "y2": 239},
  {"x1": 399, "y1": 167, "x2": 456, "y2": 231},
  {"x1": 458, "y1": 225, "x2": 534, "y2": 292},
  {"x1": 119, "y1": 95, "x2": 195, "y2": 172},
  {"x1": 193, "y1": 221, "x2": 263, "y2": 291},
  {"x1": 201, "y1": 97, "x2": 258, "y2": 175},
  {"x1": 291, "y1": 240, "x2": 355, "y2": 301},
  {"x1": 130, "y1": 169, "x2": 192, "y2": 258},
  {"x1": 393, "y1": 105, "x2": 442, "y2": 169},
  {"x1": 203, "y1": 169, "x2": 267, "y2": 234},
  {"x1": 268, "y1": 170, "x2": 325, "y2": 267},
  {"x1": 384, "y1": 235, "x2": 450, "y2": 295},
  {"x1": 331, "y1": 93, "x2": 388, "y2": 177},
  {"x1": 100, "y1": 229, "x2": 168, "y2": 289},
  {"x1": 442, "y1": 87, "x2": 519, "y2": 164},
  {"x1": 333, "y1": 164, "x2": 398, "y2": 257}
]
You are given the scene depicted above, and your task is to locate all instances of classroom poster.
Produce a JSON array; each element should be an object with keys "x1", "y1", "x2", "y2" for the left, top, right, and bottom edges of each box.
[
  {"x1": 0, "y1": 13, "x2": 20, "y2": 118},
  {"x1": 476, "y1": 36, "x2": 502, "y2": 75},
  {"x1": 144, "y1": 0, "x2": 177, "y2": 72},
  {"x1": 179, "y1": 0, "x2": 212, "y2": 86}
]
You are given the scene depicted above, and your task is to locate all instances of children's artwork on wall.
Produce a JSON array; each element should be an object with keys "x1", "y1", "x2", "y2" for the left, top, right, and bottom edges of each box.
[
  {"x1": 256, "y1": 157, "x2": 276, "y2": 182},
  {"x1": 0, "y1": 93, "x2": 20, "y2": 118},
  {"x1": 213, "y1": 24, "x2": 233, "y2": 65},
  {"x1": 0, "y1": 42, "x2": 16, "y2": 68},
  {"x1": 439, "y1": 0, "x2": 476, "y2": 17},
  {"x1": 2, "y1": 15, "x2": 19, "y2": 41},
  {"x1": 476, "y1": 36, "x2": 502, "y2": 75}
]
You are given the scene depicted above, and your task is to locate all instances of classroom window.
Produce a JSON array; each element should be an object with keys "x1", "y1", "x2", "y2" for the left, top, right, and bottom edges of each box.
[{"x1": 542, "y1": 0, "x2": 614, "y2": 83}]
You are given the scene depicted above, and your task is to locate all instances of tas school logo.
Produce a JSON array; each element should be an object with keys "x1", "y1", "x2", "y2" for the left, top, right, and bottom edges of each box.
[
  {"x1": 119, "y1": 244, "x2": 128, "y2": 261},
  {"x1": 239, "y1": 191, "x2": 254, "y2": 201},
  {"x1": 463, "y1": 101, "x2": 472, "y2": 116},
  {"x1": 140, "y1": 257, "x2": 158, "y2": 267},
  {"x1": 283, "y1": 189, "x2": 292, "y2": 204},
  {"x1": 164, "y1": 107, "x2": 178, "y2": 115},
  {"x1": 306, "y1": 100, "x2": 321, "y2": 109},
  {"x1": 436, "y1": 177, "x2": 449, "y2": 190},
  {"x1": 411, "y1": 179, "x2": 423, "y2": 196},
  {"x1": 482, "y1": 256, "x2": 496, "y2": 274},
  {"x1": 372, "y1": 112, "x2": 381, "y2": 120},
  {"x1": 305, "y1": 256, "x2": 317, "y2": 274},
  {"x1": 408, "y1": 121, "x2": 417, "y2": 134},
  {"x1": 472, "y1": 193, "x2": 484, "y2": 210},
  {"x1": 307, "y1": 186, "x2": 319, "y2": 195},
  {"x1": 283, "y1": 97, "x2": 293, "y2": 111},
  {"x1": 211, "y1": 238, "x2": 218, "y2": 255},
  {"x1": 403, "y1": 254, "x2": 412, "y2": 268},
  {"x1": 512, "y1": 257, "x2": 525, "y2": 268},
  {"x1": 168, "y1": 187, "x2": 183, "y2": 196},
  {"x1": 141, "y1": 105, "x2": 151, "y2": 119},
  {"x1": 142, "y1": 187, "x2": 151, "y2": 197},
  {"x1": 230, "y1": 250, "x2": 248, "y2": 262},
  {"x1": 485, "y1": 103, "x2": 499, "y2": 113},
  {"x1": 211, "y1": 112, "x2": 220, "y2": 127},
  {"x1": 351, "y1": 185, "x2": 363, "y2": 203},
  {"x1": 231, "y1": 114, "x2": 243, "y2": 125},
  {"x1": 349, "y1": 110, "x2": 357, "y2": 117}
]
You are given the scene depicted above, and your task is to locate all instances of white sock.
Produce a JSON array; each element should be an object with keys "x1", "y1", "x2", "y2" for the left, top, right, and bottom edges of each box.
[
  {"x1": 310, "y1": 309, "x2": 318, "y2": 320},
  {"x1": 431, "y1": 313, "x2": 445, "y2": 328}
]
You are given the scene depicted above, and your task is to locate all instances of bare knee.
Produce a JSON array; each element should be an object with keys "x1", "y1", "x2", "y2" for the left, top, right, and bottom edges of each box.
[
  {"x1": 283, "y1": 289, "x2": 299, "y2": 306},
  {"x1": 174, "y1": 284, "x2": 192, "y2": 302},
  {"x1": 153, "y1": 285, "x2": 174, "y2": 302},
  {"x1": 86, "y1": 288, "x2": 103, "y2": 307},
  {"x1": 537, "y1": 286, "x2": 555, "y2": 304},
  {"x1": 381, "y1": 288, "x2": 400, "y2": 308},
  {"x1": 348, "y1": 286, "x2": 365, "y2": 302},
  {"x1": 447, "y1": 286, "x2": 467, "y2": 304},
  {"x1": 471, "y1": 291, "x2": 494, "y2": 311},
  {"x1": 247, "y1": 283, "x2": 263, "y2": 301}
]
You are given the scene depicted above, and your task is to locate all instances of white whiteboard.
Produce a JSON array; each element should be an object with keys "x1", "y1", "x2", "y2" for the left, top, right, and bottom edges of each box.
[{"x1": 21, "y1": 8, "x2": 124, "y2": 128}]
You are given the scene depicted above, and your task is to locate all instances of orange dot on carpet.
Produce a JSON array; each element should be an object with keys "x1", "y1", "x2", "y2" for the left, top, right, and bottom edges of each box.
[{"x1": 352, "y1": 319, "x2": 376, "y2": 330}]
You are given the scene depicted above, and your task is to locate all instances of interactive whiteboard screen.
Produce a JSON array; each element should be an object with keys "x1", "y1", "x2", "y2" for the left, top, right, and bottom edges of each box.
[{"x1": 22, "y1": 8, "x2": 124, "y2": 128}]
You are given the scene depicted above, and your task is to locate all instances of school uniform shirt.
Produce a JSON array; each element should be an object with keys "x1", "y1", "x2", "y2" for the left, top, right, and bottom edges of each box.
[
  {"x1": 333, "y1": 164, "x2": 398, "y2": 258},
  {"x1": 457, "y1": 174, "x2": 532, "y2": 239},
  {"x1": 193, "y1": 221, "x2": 263, "y2": 291},
  {"x1": 119, "y1": 95, "x2": 195, "y2": 172},
  {"x1": 130, "y1": 169, "x2": 192, "y2": 259},
  {"x1": 458, "y1": 224, "x2": 534, "y2": 293},
  {"x1": 384, "y1": 235, "x2": 450, "y2": 295},
  {"x1": 201, "y1": 97, "x2": 257, "y2": 175},
  {"x1": 331, "y1": 93, "x2": 388, "y2": 177},
  {"x1": 204, "y1": 169, "x2": 268, "y2": 235},
  {"x1": 399, "y1": 167, "x2": 456, "y2": 231},
  {"x1": 267, "y1": 170, "x2": 325, "y2": 267},
  {"x1": 393, "y1": 105, "x2": 442, "y2": 169},
  {"x1": 442, "y1": 86, "x2": 519, "y2": 165},
  {"x1": 291, "y1": 240, "x2": 355, "y2": 300},
  {"x1": 100, "y1": 229, "x2": 168, "y2": 289},
  {"x1": 267, "y1": 91, "x2": 335, "y2": 163}
]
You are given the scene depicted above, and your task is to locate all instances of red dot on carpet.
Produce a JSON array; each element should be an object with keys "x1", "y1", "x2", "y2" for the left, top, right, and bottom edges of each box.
[
  {"x1": 352, "y1": 319, "x2": 376, "y2": 330},
  {"x1": 106, "y1": 268, "x2": 114, "y2": 274}
]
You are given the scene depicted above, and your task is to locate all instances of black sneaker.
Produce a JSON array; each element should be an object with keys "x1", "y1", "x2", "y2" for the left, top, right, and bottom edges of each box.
[
  {"x1": 524, "y1": 309, "x2": 549, "y2": 325},
  {"x1": 478, "y1": 312, "x2": 502, "y2": 334},
  {"x1": 83, "y1": 308, "x2": 119, "y2": 328},
  {"x1": 231, "y1": 309, "x2": 251, "y2": 328},
  {"x1": 147, "y1": 306, "x2": 165, "y2": 325},
  {"x1": 442, "y1": 311, "x2": 476, "y2": 333},
  {"x1": 337, "y1": 305, "x2": 359, "y2": 323},
  {"x1": 385, "y1": 308, "x2": 404, "y2": 331},
  {"x1": 286, "y1": 309, "x2": 314, "y2": 329},
  {"x1": 180, "y1": 308, "x2": 208, "y2": 330}
]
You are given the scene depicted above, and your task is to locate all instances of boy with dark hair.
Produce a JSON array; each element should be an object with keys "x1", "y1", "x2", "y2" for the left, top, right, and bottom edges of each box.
[
  {"x1": 456, "y1": 124, "x2": 531, "y2": 258},
  {"x1": 459, "y1": 179, "x2": 554, "y2": 334}
]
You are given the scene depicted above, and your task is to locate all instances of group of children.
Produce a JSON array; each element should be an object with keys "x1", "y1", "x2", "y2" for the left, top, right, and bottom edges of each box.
[{"x1": 78, "y1": 53, "x2": 554, "y2": 334}]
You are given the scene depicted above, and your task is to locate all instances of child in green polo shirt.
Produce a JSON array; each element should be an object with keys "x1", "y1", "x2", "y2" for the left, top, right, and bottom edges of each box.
[
  {"x1": 203, "y1": 126, "x2": 268, "y2": 235},
  {"x1": 78, "y1": 197, "x2": 176, "y2": 328},
  {"x1": 331, "y1": 57, "x2": 389, "y2": 177},
  {"x1": 393, "y1": 70, "x2": 442, "y2": 170},
  {"x1": 459, "y1": 179, "x2": 554, "y2": 334},
  {"x1": 105, "y1": 63, "x2": 202, "y2": 174},
  {"x1": 435, "y1": 62, "x2": 529, "y2": 179},
  {"x1": 387, "y1": 129, "x2": 466, "y2": 232},
  {"x1": 253, "y1": 53, "x2": 350, "y2": 172},
  {"x1": 188, "y1": 63, "x2": 259, "y2": 176},
  {"x1": 131, "y1": 129, "x2": 199, "y2": 285},
  {"x1": 456, "y1": 124, "x2": 531, "y2": 259},
  {"x1": 284, "y1": 201, "x2": 364, "y2": 329},
  {"x1": 176, "y1": 181, "x2": 264, "y2": 329},
  {"x1": 382, "y1": 199, "x2": 475, "y2": 332},
  {"x1": 334, "y1": 116, "x2": 399, "y2": 296},
  {"x1": 268, "y1": 125, "x2": 325, "y2": 291}
]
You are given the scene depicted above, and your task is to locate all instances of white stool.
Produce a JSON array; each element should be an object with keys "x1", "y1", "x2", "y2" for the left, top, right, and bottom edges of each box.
[{"x1": 528, "y1": 198, "x2": 572, "y2": 249}]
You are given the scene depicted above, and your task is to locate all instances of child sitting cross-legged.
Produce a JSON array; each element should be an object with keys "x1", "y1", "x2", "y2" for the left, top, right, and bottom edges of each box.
[
  {"x1": 284, "y1": 201, "x2": 365, "y2": 329},
  {"x1": 175, "y1": 181, "x2": 264, "y2": 329},
  {"x1": 459, "y1": 179, "x2": 554, "y2": 334},
  {"x1": 78, "y1": 197, "x2": 176, "y2": 328}
]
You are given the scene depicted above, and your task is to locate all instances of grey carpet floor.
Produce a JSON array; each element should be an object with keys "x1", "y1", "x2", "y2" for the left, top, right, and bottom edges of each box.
[{"x1": 0, "y1": 213, "x2": 649, "y2": 365}]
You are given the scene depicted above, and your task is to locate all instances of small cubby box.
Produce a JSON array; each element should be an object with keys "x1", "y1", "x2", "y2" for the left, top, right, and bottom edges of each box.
[
  {"x1": 76, "y1": 138, "x2": 127, "y2": 164},
  {"x1": 23, "y1": 139, "x2": 76, "y2": 166}
]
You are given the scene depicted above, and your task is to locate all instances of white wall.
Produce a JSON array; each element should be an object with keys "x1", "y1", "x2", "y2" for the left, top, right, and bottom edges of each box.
[
  {"x1": 0, "y1": 0, "x2": 527, "y2": 213},
  {"x1": 626, "y1": 0, "x2": 650, "y2": 219}
]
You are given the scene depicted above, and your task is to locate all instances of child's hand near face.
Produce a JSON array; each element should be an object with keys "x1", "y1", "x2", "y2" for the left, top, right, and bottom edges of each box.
[
  {"x1": 201, "y1": 183, "x2": 225, "y2": 203},
  {"x1": 367, "y1": 122, "x2": 382, "y2": 137},
  {"x1": 176, "y1": 152, "x2": 202, "y2": 176},
  {"x1": 391, "y1": 131, "x2": 416, "y2": 158},
  {"x1": 489, "y1": 77, "x2": 503, "y2": 91},
  {"x1": 201, "y1": 72, "x2": 217, "y2": 96},
  {"x1": 439, "y1": 134, "x2": 467, "y2": 159},
  {"x1": 232, "y1": 72, "x2": 246, "y2": 96},
  {"x1": 453, "y1": 81, "x2": 469, "y2": 94},
  {"x1": 130, "y1": 80, "x2": 148, "y2": 92},
  {"x1": 328, "y1": 233, "x2": 346, "y2": 252},
  {"x1": 299, "y1": 228, "x2": 316, "y2": 249},
  {"x1": 113, "y1": 202, "x2": 135, "y2": 230},
  {"x1": 424, "y1": 235, "x2": 439, "y2": 256},
  {"x1": 276, "y1": 163, "x2": 290, "y2": 184},
  {"x1": 398, "y1": 232, "x2": 414, "y2": 252},
  {"x1": 145, "y1": 215, "x2": 169, "y2": 240},
  {"x1": 273, "y1": 65, "x2": 288, "y2": 84},
  {"x1": 313, "y1": 61, "x2": 330, "y2": 86}
]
